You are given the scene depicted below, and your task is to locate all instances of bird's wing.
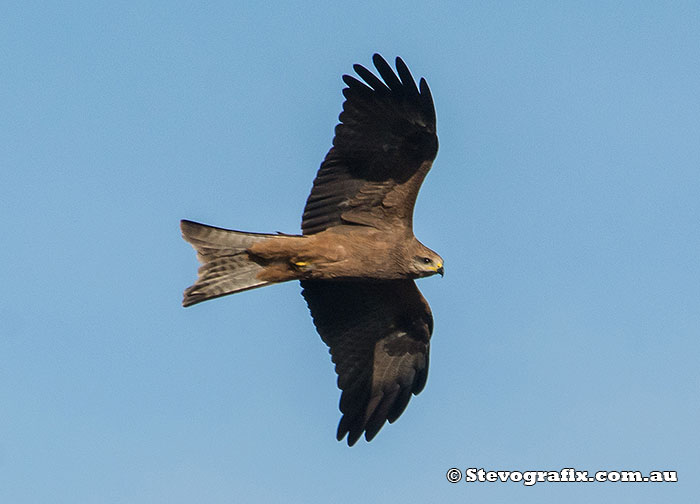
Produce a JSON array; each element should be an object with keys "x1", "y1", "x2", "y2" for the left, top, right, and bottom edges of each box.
[
  {"x1": 301, "y1": 279, "x2": 432, "y2": 445},
  {"x1": 301, "y1": 54, "x2": 438, "y2": 235}
]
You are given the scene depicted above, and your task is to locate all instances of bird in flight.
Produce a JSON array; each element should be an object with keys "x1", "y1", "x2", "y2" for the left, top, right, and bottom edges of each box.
[{"x1": 181, "y1": 54, "x2": 442, "y2": 445}]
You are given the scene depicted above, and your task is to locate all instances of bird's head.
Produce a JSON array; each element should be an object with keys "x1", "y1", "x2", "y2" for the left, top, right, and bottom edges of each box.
[{"x1": 410, "y1": 245, "x2": 444, "y2": 278}]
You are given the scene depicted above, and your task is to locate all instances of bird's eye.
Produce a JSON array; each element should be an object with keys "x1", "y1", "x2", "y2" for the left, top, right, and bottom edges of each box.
[{"x1": 422, "y1": 257, "x2": 432, "y2": 264}]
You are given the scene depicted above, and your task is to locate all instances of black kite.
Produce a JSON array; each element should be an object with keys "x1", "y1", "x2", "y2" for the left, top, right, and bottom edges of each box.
[{"x1": 181, "y1": 54, "x2": 442, "y2": 445}]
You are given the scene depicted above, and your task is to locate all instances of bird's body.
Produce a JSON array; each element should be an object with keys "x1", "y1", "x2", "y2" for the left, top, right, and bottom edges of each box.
[{"x1": 181, "y1": 54, "x2": 443, "y2": 445}]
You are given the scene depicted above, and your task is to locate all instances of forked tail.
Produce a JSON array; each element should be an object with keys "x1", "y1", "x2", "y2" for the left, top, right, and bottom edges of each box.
[{"x1": 180, "y1": 220, "x2": 274, "y2": 306}]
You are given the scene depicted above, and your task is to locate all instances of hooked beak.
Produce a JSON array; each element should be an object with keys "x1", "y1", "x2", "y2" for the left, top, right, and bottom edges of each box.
[{"x1": 436, "y1": 265, "x2": 444, "y2": 277}]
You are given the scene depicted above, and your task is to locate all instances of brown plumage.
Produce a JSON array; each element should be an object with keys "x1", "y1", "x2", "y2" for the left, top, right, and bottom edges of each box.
[{"x1": 181, "y1": 54, "x2": 442, "y2": 445}]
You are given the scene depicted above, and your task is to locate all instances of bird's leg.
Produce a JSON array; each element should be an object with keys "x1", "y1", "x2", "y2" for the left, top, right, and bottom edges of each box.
[{"x1": 291, "y1": 258, "x2": 313, "y2": 273}]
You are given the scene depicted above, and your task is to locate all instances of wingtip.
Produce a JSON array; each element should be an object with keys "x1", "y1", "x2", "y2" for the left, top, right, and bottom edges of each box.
[
  {"x1": 336, "y1": 425, "x2": 385, "y2": 446},
  {"x1": 337, "y1": 416, "x2": 363, "y2": 446},
  {"x1": 340, "y1": 430, "x2": 362, "y2": 447},
  {"x1": 371, "y1": 52, "x2": 388, "y2": 68},
  {"x1": 372, "y1": 53, "x2": 391, "y2": 72}
]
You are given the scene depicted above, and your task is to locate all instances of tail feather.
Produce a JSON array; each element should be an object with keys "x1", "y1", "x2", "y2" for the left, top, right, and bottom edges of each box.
[{"x1": 180, "y1": 220, "x2": 274, "y2": 306}]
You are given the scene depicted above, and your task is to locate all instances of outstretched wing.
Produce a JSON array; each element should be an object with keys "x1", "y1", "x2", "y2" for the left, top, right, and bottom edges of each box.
[
  {"x1": 301, "y1": 54, "x2": 438, "y2": 235},
  {"x1": 301, "y1": 279, "x2": 433, "y2": 445}
]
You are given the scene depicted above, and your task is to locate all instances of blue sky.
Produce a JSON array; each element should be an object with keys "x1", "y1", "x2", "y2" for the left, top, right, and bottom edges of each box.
[{"x1": 2, "y1": 1, "x2": 698, "y2": 502}]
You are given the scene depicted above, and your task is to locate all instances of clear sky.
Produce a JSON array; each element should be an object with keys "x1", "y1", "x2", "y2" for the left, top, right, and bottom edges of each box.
[{"x1": 2, "y1": 1, "x2": 698, "y2": 502}]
